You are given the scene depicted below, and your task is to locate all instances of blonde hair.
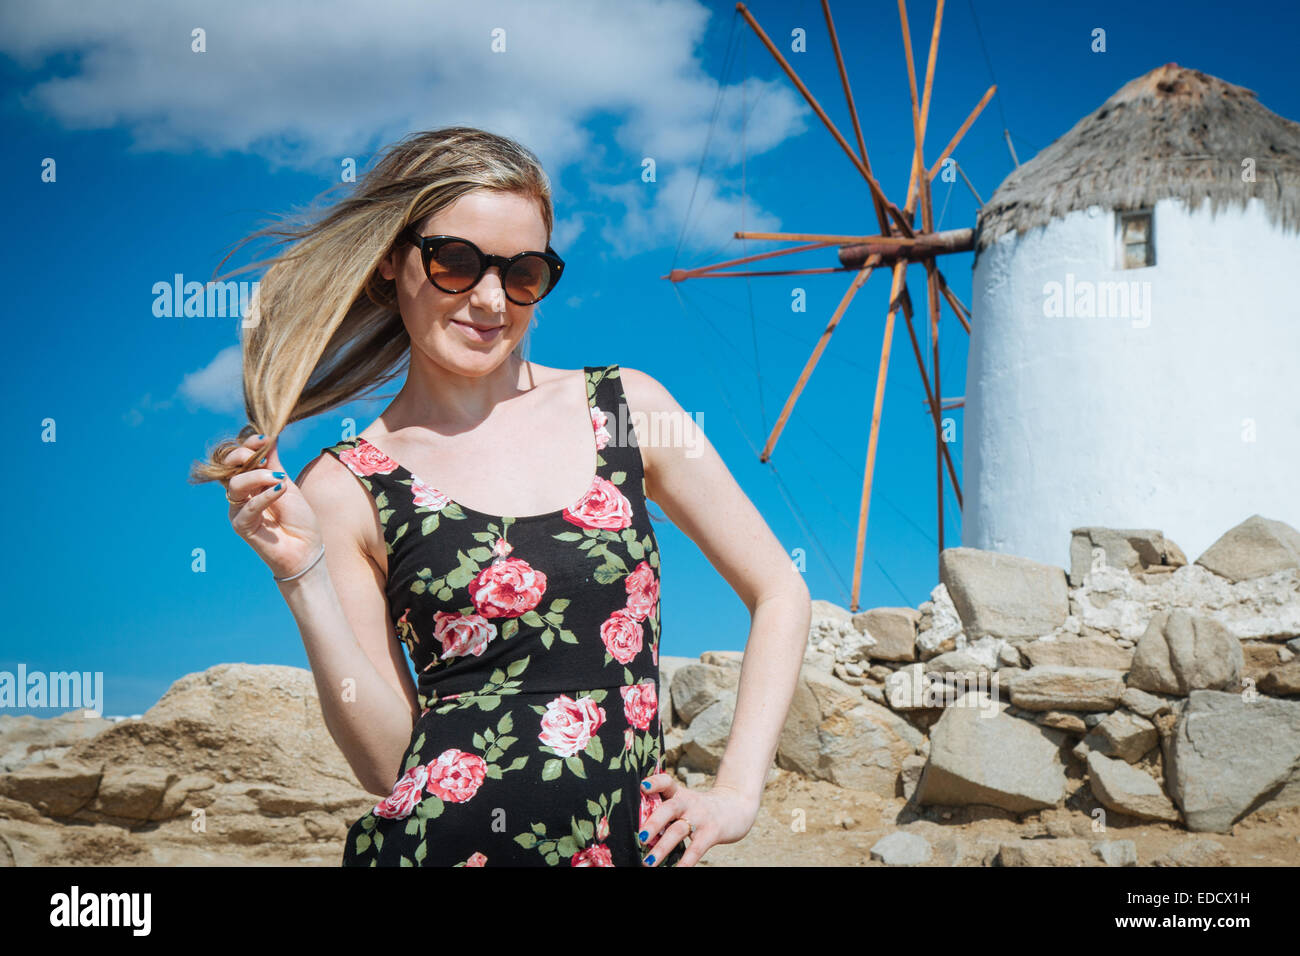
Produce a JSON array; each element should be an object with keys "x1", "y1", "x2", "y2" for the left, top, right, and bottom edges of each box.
[{"x1": 189, "y1": 126, "x2": 555, "y2": 485}]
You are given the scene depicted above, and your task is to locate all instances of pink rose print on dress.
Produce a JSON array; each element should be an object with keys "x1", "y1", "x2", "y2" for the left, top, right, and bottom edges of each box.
[
  {"x1": 596, "y1": 815, "x2": 610, "y2": 841},
  {"x1": 373, "y1": 764, "x2": 429, "y2": 820},
  {"x1": 620, "y1": 681, "x2": 658, "y2": 731},
  {"x1": 563, "y1": 475, "x2": 634, "y2": 530},
  {"x1": 468, "y1": 556, "x2": 548, "y2": 619},
  {"x1": 591, "y1": 406, "x2": 611, "y2": 451},
  {"x1": 623, "y1": 727, "x2": 634, "y2": 752},
  {"x1": 424, "y1": 748, "x2": 488, "y2": 803},
  {"x1": 624, "y1": 561, "x2": 659, "y2": 621},
  {"x1": 570, "y1": 843, "x2": 615, "y2": 867},
  {"x1": 537, "y1": 694, "x2": 606, "y2": 758},
  {"x1": 433, "y1": 611, "x2": 497, "y2": 659},
  {"x1": 639, "y1": 788, "x2": 663, "y2": 831},
  {"x1": 600, "y1": 609, "x2": 644, "y2": 664},
  {"x1": 464, "y1": 851, "x2": 488, "y2": 867},
  {"x1": 340, "y1": 441, "x2": 399, "y2": 477},
  {"x1": 411, "y1": 477, "x2": 450, "y2": 510}
]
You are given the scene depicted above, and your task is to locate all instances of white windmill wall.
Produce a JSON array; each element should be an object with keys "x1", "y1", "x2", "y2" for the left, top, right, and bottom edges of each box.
[{"x1": 964, "y1": 195, "x2": 1300, "y2": 570}]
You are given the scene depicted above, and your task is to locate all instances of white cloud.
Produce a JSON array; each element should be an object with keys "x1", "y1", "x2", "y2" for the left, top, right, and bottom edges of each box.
[
  {"x1": 177, "y1": 344, "x2": 243, "y2": 414},
  {"x1": 590, "y1": 166, "x2": 783, "y2": 259},
  {"x1": 0, "y1": 0, "x2": 807, "y2": 254}
]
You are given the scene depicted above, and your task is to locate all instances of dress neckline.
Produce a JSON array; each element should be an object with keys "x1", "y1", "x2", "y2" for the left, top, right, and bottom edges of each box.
[{"x1": 349, "y1": 366, "x2": 603, "y2": 524}]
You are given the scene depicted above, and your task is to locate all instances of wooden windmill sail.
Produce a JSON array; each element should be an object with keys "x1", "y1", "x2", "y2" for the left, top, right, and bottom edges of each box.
[{"x1": 665, "y1": 0, "x2": 995, "y2": 611}]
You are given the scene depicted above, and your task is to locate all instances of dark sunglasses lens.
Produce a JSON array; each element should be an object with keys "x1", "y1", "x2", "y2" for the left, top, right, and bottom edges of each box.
[
  {"x1": 430, "y1": 241, "x2": 481, "y2": 291},
  {"x1": 505, "y1": 255, "x2": 554, "y2": 303}
]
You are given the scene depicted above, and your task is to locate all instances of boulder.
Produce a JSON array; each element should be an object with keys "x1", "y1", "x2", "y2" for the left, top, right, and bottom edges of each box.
[
  {"x1": 1069, "y1": 527, "x2": 1186, "y2": 586},
  {"x1": 852, "y1": 607, "x2": 920, "y2": 662},
  {"x1": 1008, "y1": 666, "x2": 1126, "y2": 712},
  {"x1": 1078, "y1": 711, "x2": 1158, "y2": 763},
  {"x1": 1163, "y1": 690, "x2": 1300, "y2": 832},
  {"x1": 1127, "y1": 609, "x2": 1243, "y2": 695},
  {"x1": 678, "y1": 692, "x2": 736, "y2": 774},
  {"x1": 0, "y1": 759, "x2": 101, "y2": 818},
  {"x1": 938, "y1": 548, "x2": 1069, "y2": 642},
  {"x1": 0, "y1": 712, "x2": 116, "y2": 774},
  {"x1": 1119, "y1": 687, "x2": 1173, "y2": 720},
  {"x1": 1086, "y1": 752, "x2": 1180, "y2": 823},
  {"x1": 657, "y1": 655, "x2": 695, "y2": 729},
  {"x1": 669, "y1": 662, "x2": 739, "y2": 725},
  {"x1": 916, "y1": 584, "x2": 964, "y2": 659},
  {"x1": 1022, "y1": 634, "x2": 1133, "y2": 671},
  {"x1": 869, "y1": 830, "x2": 932, "y2": 865},
  {"x1": 1195, "y1": 514, "x2": 1300, "y2": 583},
  {"x1": 1151, "y1": 839, "x2": 1231, "y2": 867},
  {"x1": 777, "y1": 667, "x2": 922, "y2": 795},
  {"x1": 1241, "y1": 643, "x2": 1292, "y2": 685},
  {"x1": 996, "y1": 838, "x2": 1104, "y2": 866},
  {"x1": 915, "y1": 692, "x2": 1068, "y2": 812},
  {"x1": 1260, "y1": 660, "x2": 1300, "y2": 696}
]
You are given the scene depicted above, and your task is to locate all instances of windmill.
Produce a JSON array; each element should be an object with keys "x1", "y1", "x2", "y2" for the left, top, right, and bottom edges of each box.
[{"x1": 666, "y1": 0, "x2": 996, "y2": 612}]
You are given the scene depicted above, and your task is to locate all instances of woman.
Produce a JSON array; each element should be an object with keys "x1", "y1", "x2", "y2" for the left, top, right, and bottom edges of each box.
[{"x1": 192, "y1": 127, "x2": 811, "y2": 867}]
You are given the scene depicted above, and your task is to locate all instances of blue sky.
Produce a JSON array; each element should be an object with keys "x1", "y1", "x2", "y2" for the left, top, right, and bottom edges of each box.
[{"x1": 2, "y1": 0, "x2": 1297, "y2": 716}]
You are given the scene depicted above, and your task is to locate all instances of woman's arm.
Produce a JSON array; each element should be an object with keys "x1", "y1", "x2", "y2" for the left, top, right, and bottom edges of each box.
[
  {"x1": 621, "y1": 368, "x2": 812, "y2": 810},
  {"x1": 284, "y1": 454, "x2": 422, "y2": 795}
]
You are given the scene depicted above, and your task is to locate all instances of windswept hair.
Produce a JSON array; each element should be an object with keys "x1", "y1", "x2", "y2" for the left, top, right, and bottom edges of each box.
[{"x1": 189, "y1": 126, "x2": 555, "y2": 485}]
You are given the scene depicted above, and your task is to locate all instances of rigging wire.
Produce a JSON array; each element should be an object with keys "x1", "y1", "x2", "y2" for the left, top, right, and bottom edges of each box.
[
  {"x1": 671, "y1": 282, "x2": 856, "y2": 606},
  {"x1": 671, "y1": 9, "x2": 742, "y2": 270}
]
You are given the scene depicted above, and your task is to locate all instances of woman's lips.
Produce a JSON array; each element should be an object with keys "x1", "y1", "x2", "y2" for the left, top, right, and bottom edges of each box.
[{"x1": 452, "y1": 319, "x2": 504, "y2": 342}]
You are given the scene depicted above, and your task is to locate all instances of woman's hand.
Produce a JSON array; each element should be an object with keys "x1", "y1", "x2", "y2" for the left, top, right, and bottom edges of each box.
[
  {"x1": 221, "y1": 433, "x2": 324, "y2": 580},
  {"x1": 637, "y1": 774, "x2": 760, "y2": 866}
]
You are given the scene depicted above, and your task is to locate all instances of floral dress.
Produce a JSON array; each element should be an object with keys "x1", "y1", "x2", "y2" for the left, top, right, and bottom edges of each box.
[{"x1": 321, "y1": 365, "x2": 684, "y2": 867}]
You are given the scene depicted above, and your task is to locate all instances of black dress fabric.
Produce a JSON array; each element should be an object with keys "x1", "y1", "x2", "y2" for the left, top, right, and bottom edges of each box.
[{"x1": 321, "y1": 365, "x2": 684, "y2": 867}]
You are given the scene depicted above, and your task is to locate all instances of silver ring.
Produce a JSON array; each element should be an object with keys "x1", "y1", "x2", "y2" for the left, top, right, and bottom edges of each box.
[{"x1": 226, "y1": 490, "x2": 250, "y2": 504}]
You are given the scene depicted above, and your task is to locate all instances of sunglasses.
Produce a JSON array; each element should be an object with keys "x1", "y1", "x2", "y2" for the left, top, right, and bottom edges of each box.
[{"x1": 400, "y1": 227, "x2": 565, "y2": 306}]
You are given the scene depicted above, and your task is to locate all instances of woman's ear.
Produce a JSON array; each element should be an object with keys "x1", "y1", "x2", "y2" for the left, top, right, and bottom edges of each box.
[{"x1": 377, "y1": 248, "x2": 398, "y2": 281}]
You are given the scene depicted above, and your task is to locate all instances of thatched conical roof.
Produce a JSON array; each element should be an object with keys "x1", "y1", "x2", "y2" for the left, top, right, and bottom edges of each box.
[{"x1": 974, "y1": 63, "x2": 1300, "y2": 252}]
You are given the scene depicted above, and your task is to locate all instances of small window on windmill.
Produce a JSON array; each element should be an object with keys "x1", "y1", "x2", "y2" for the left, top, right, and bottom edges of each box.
[{"x1": 1117, "y1": 209, "x2": 1154, "y2": 269}]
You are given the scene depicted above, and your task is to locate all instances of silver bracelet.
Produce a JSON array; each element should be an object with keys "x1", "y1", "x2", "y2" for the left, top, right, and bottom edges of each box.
[{"x1": 273, "y1": 545, "x2": 326, "y2": 583}]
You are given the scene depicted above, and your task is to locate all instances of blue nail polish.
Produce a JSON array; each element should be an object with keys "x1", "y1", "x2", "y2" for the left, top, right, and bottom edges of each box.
[
  {"x1": 257, "y1": 434, "x2": 264, "y2": 439},
  {"x1": 273, "y1": 483, "x2": 282, "y2": 491},
  {"x1": 645, "y1": 854, "x2": 655, "y2": 865},
  {"x1": 638, "y1": 829, "x2": 648, "y2": 841},
  {"x1": 641, "y1": 780, "x2": 651, "y2": 790},
  {"x1": 272, "y1": 471, "x2": 286, "y2": 479}
]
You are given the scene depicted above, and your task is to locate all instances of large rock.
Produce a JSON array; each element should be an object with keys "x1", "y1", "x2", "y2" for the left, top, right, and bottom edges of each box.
[
  {"x1": 939, "y1": 548, "x2": 1069, "y2": 642},
  {"x1": 669, "y1": 662, "x2": 739, "y2": 726},
  {"x1": 869, "y1": 830, "x2": 932, "y2": 865},
  {"x1": 1127, "y1": 609, "x2": 1243, "y2": 695},
  {"x1": 0, "y1": 663, "x2": 375, "y2": 859},
  {"x1": 1008, "y1": 666, "x2": 1126, "y2": 712},
  {"x1": 915, "y1": 692, "x2": 1068, "y2": 812},
  {"x1": 777, "y1": 667, "x2": 923, "y2": 795},
  {"x1": 677, "y1": 692, "x2": 736, "y2": 774},
  {"x1": 0, "y1": 712, "x2": 116, "y2": 773},
  {"x1": 1072, "y1": 562, "x2": 1300, "y2": 644},
  {"x1": 852, "y1": 607, "x2": 920, "y2": 662},
  {"x1": 1069, "y1": 527, "x2": 1186, "y2": 586},
  {"x1": 657, "y1": 655, "x2": 695, "y2": 729},
  {"x1": 0, "y1": 759, "x2": 101, "y2": 817},
  {"x1": 1086, "y1": 752, "x2": 1180, "y2": 823},
  {"x1": 1195, "y1": 514, "x2": 1300, "y2": 583},
  {"x1": 1163, "y1": 690, "x2": 1300, "y2": 832},
  {"x1": 1260, "y1": 661, "x2": 1300, "y2": 696},
  {"x1": 916, "y1": 584, "x2": 965, "y2": 659},
  {"x1": 1022, "y1": 634, "x2": 1133, "y2": 671},
  {"x1": 1078, "y1": 711, "x2": 1158, "y2": 763}
]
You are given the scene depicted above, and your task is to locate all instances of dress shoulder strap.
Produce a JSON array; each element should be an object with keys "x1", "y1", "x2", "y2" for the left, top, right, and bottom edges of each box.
[{"x1": 585, "y1": 364, "x2": 649, "y2": 502}]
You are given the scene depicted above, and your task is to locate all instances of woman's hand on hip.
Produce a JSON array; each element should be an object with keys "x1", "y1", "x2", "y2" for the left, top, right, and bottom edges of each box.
[
  {"x1": 637, "y1": 773, "x2": 760, "y2": 867},
  {"x1": 220, "y1": 433, "x2": 324, "y2": 579}
]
